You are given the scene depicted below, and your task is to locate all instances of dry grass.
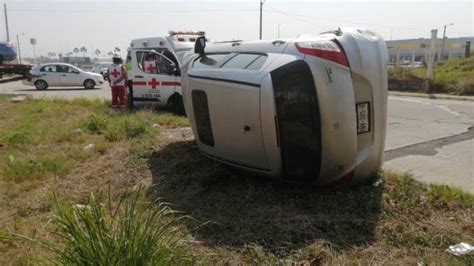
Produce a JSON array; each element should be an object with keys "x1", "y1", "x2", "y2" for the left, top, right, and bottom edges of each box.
[{"x1": 0, "y1": 96, "x2": 472, "y2": 264}]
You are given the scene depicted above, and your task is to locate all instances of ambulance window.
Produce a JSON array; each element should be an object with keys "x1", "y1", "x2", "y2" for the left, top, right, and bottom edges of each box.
[
  {"x1": 221, "y1": 54, "x2": 260, "y2": 69},
  {"x1": 193, "y1": 54, "x2": 229, "y2": 69},
  {"x1": 246, "y1": 56, "x2": 267, "y2": 70},
  {"x1": 136, "y1": 51, "x2": 174, "y2": 75}
]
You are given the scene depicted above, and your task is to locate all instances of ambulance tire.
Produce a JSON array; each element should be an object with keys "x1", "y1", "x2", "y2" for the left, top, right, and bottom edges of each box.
[
  {"x1": 127, "y1": 81, "x2": 134, "y2": 109},
  {"x1": 171, "y1": 94, "x2": 185, "y2": 116}
]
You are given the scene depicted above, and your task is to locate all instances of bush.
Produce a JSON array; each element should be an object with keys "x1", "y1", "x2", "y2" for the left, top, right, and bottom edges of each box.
[
  {"x1": 1, "y1": 186, "x2": 192, "y2": 265},
  {"x1": 81, "y1": 114, "x2": 108, "y2": 133}
]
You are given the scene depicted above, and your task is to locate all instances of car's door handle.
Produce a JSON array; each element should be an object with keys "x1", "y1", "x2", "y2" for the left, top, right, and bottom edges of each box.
[{"x1": 135, "y1": 75, "x2": 144, "y2": 78}]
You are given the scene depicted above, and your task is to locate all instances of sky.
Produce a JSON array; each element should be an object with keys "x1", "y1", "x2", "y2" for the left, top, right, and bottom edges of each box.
[{"x1": 1, "y1": 0, "x2": 473, "y2": 58}]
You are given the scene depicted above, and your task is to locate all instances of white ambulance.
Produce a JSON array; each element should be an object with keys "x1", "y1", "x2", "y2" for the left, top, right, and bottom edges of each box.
[{"x1": 127, "y1": 30, "x2": 205, "y2": 114}]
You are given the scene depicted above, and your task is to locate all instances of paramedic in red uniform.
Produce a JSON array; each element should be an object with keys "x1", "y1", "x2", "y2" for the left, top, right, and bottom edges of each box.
[{"x1": 108, "y1": 55, "x2": 128, "y2": 108}]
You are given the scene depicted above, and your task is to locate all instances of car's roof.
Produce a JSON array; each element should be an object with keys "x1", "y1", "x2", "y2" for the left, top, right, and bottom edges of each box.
[{"x1": 37, "y1": 62, "x2": 77, "y2": 67}]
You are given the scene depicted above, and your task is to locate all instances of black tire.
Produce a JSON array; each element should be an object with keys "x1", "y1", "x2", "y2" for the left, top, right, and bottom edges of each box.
[
  {"x1": 171, "y1": 94, "x2": 185, "y2": 115},
  {"x1": 127, "y1": 81, "x2": 134, "y2": 109},
  {"x1": 83, "y1": 79, "x2": 96, "y2": 89},
  {"x1": 34, "y1": 80, "x2": 48, "y2": 90}
]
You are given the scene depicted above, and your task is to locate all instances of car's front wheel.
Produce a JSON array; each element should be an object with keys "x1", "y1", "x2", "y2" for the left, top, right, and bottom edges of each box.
[
  {"x1": 83, "y1": 79, "x2": 96, "y2": 89},
  {"x1": 34, "y1": 80, "x2": 48, "y2": 90}
]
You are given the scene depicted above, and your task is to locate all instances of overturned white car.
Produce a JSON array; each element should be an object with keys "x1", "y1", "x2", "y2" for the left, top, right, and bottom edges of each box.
[{"x1": 181, "y1": 28, "x2": 388, "y2": 188}]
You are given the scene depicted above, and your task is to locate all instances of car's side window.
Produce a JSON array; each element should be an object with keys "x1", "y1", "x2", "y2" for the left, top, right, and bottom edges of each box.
[
  {"x1": 40, "y1": 65, "x2": 57, "y2": 72},
  {"x1": 56, "y1": 65, "x2": 70, "y2": 73},
  {"x1": 221, "y1": 54, "x2": 261, "y2": 69},
  {"x1": 246, "y1": 55, "x2": 267, "y2": 70},
  {"x1": 192, "y1": 54, "x2": 231, "y2": 69}
]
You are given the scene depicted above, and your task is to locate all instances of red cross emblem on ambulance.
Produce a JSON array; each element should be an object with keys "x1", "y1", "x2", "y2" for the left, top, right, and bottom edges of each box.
[{"x1": 148, "y1": 78, "x2": 160, "y2": 89}]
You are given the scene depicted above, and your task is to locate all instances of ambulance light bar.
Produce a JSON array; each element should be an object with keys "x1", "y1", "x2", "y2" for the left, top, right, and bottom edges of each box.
[{"x1": 168, "y1": 30, "x2": 205, "y2": 36}]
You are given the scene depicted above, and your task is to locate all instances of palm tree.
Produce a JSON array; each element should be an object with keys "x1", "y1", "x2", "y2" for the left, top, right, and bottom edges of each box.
[
  {"x1": 114, "y1": 47, "x2": 121, "y2": 53},
  {"x1": 95, "y1": 49, "x2": 101, "y2": 57},
  {"x1": 107, "y1": 51, "x2": 113, "y2": 57},
  {"x1": 80, "y1": 46, "x2": 87, "y2": 57},
  {"x1": 73, "y1": 48, "x2": 79, "y2": 56}
]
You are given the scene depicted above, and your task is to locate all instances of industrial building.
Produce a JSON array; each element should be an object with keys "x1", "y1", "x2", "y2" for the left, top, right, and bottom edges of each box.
[{"x1": 386, "y1": 36, "x2": 473, "y2": 65}]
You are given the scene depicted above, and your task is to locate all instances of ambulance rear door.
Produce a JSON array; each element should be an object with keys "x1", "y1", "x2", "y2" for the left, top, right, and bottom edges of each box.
[{"x1": 131, "y1": 50, "x2": 179, "y2": 104}]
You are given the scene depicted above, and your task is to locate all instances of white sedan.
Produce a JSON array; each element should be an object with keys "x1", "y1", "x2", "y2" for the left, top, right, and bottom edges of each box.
[{"x1": 23, "y1": 63, "x2": 104, "y2": 90}]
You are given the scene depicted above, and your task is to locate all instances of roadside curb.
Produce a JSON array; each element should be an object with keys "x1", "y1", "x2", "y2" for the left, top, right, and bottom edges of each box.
[{"x1": 388, "y1": 91, "x2": 474, "y2": 102}]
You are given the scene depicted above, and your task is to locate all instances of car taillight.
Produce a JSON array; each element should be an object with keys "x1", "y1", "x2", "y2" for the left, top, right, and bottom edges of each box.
[{"x1": 295, "y1": 40, "x2": 349, "y2": 67}]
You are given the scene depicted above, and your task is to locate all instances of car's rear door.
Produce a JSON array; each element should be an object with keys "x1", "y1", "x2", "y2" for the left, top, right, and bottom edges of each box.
[{"x1": 39, "y1": 65, "x2": 60, "y2": 86}]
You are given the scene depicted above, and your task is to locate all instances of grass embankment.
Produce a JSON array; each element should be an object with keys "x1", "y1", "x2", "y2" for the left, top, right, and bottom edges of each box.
[
  {"x1": 388, "y1": 56, "x2": 474, "y2": 95},
  {"x1": 0, "y1": 96, "x2": 472, "y2": 264}
]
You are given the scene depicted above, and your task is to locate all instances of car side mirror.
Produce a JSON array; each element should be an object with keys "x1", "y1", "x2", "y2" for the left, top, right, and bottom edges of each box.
[
  {"x1": 173, "y1": 68, "x2": 181, "y2": 76},
  {"x1": 194, "y1": 36, "x2": 206, "y2": 54}
]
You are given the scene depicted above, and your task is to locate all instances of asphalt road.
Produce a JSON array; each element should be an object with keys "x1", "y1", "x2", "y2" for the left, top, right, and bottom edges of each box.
[{"x1": 1, "y1": 81, "x2": 473, "y2": 193}]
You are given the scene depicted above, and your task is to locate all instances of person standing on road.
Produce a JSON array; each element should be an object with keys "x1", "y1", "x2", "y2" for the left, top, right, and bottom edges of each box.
[{"x1": 108, "y1": 55, "x2": 128, "y2": 108}]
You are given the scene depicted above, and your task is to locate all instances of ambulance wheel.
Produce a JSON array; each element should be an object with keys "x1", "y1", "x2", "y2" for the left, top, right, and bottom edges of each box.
[
  {"x1": 171, "y1": 95, "x2": 185, "y2": 115},
  {"x1": 83, "y1": 79, "x2": 96, "y2": 89},
  {"x1": 127, "y1": 82, "x2": 134, "y2": 109},
  {"x1": 127, "y1": 92, "x2": 134, "y2": 109},
  {"x1": 34, "y1": 80, "x2": 48, "y2": 90}
]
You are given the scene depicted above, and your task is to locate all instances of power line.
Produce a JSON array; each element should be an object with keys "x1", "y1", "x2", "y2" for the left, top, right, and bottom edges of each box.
[
  {"x1": 8, "y1": 8, "x2": 258, "y2": 14},
  {"x1": 263, "y1": 6, "x2": 329, "y2": 29}
]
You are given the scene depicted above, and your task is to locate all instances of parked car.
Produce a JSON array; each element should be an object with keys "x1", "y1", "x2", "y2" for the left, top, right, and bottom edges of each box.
[
  {"x1": 181, "y1": 28, "x2": 388, "y2": 188},
  {"x1": 0, "y1": 42, "x2": 17, "y2": 64},
  {"x1": 92, "y1": 61, "x2": 112, "y2": 78},
  {"x1": 22, "y1": 63, "x2": 104, "y2": 90}
]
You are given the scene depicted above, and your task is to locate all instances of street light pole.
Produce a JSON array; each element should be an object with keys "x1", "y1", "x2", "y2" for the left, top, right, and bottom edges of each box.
[
  {"x1": 16, "y1": 33, "x2": 24, "y2": 64},
  {"x1": 441, "y1": 23, "x2": 454, "y2": 60},
  {"x1": 4, "y1": 3, "x2": 10, "y2": 42},
  {"x1": 259, "y1": 0, "x2": 265, "y2": 40}
]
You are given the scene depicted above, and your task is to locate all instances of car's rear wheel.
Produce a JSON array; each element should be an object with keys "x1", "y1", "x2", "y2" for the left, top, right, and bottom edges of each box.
[
  {"x1": 83, "y1": 79, "x2": 96, "y2": 89},
  {"x1": 34, "y1": 80, "x2": 48, "y2": 90}
]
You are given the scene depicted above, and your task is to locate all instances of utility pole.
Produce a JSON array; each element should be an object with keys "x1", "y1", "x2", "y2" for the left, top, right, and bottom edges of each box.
[
  {"x1": 16, "y1": 33, "x2": 24, "y2": 64},
  {"x1": 4, "y1": 3, "x2": 10, "y2": 42},
  {"x1": 259, "y1": 0, "x2": 265, "y2": 40},
  {"x1": 441, "y1": 23, "x2": 453, "y2": 60},
  {"x1": 427, "y1": 29, "x2": 438, "y2": 81}
]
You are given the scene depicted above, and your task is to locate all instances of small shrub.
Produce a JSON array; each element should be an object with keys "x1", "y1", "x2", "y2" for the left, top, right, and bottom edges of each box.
[
  {"x1": 1, "y1": 186, "x2": 192, "y2": 265},
  {"x1": 0, "y1": 153, "x2": 71, "y2": 182},
  {"x1": 81, "y1": 114, "x2": 108, "y2": 133},
  {"x1": 123, "y1": 119, "x2": 151, "y2": 139}
]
